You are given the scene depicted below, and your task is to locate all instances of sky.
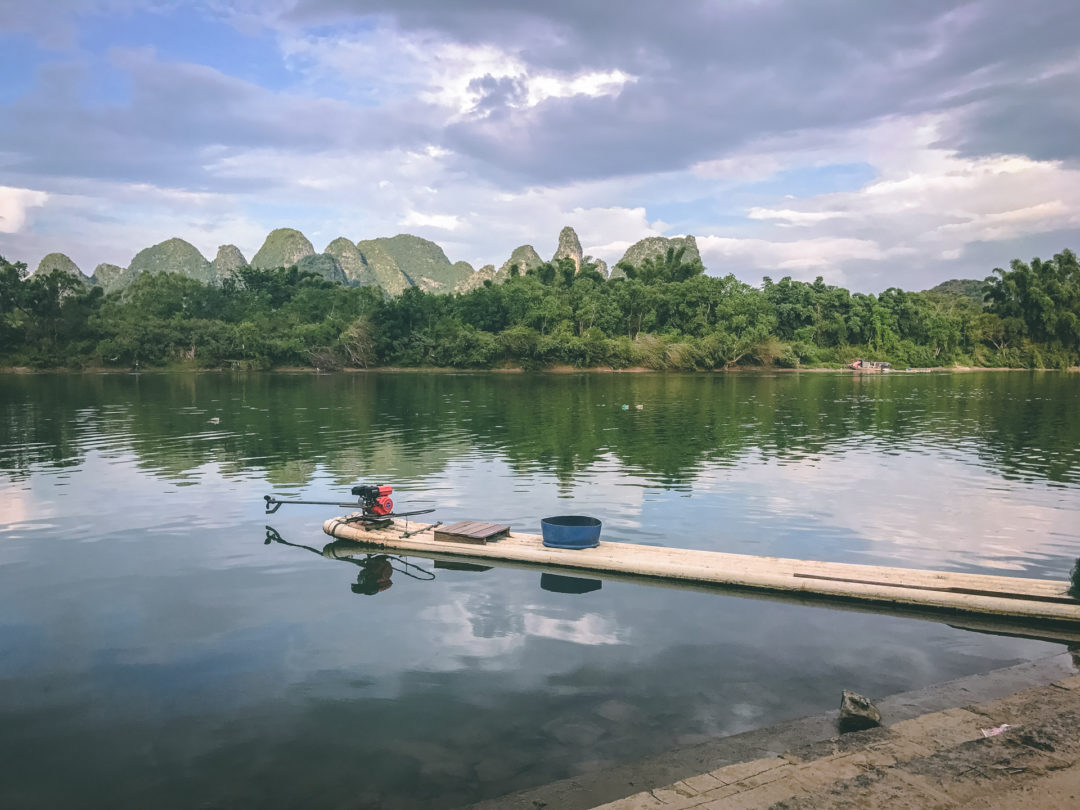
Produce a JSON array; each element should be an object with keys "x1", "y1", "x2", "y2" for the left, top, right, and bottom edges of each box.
[{"x1": 0, "y1": 0, "x2": 1078, "y2": 292}]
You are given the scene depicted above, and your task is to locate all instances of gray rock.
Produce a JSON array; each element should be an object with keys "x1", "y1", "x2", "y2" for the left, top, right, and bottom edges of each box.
[
  {"x1": 296, "y1": 252, "x2": 348, "y2": 284},
  {"x1": 498, "y1": 244, "x2": 543, "y2": 278},
  {"x1": 542, "y1": 717, "x2": 606, "y2": 747},
  {"x1": 552, "y1": 225, "x2": 583, "y2": 273},
  {"x1": 91, "y1": 262, "x2": 139, "y2": 292},
  {"x1": 210, "y1": 244, "x2": 247, "y2": 282},
  {"x1": 587, "y1": 256, "x2": 609, "y2": 278},
  {"x1": 456, "y1": 263, "x2": 497, "y2": 293},
  {"x1": 617, "y1": 235, "x2": 701, "y2": 272},
  {"x1": 839, "y1": 689, "x2": 882, "y2": 733},
  {"x1": 326, "y1": 237, "x2": 378, "y2": 286},
  {"x1": 594, "y1": 699, "x2": 637, "y2": 724}
]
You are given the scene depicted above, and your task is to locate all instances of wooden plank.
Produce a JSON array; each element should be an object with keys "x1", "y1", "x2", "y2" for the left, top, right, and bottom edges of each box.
[
  {"x1": 323, "y1": 516, "x2": 1080, "y2": 626},
  {"x1": 433, "y1": 520, "x2": 510, "y2": 545}
]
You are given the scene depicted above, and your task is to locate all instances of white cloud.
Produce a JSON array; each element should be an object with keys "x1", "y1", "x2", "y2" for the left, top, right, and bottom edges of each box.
[
  {"x1": 698, "y1": 235, "x2": 896, "y2": 280},
  {"x1": 280, "y1": 24, "x2": 633, "y2": 119},
  {"x1": 690, "y1": 154, "x2": 783, "y2": 183},
  {"x1": 747, "y1": 208, "x2": 852, "y2": 226},
  {"x1": 688, "y1": 115, "x2": 1080, "y2": 285},
  {"x1": 0, "y1": 186, "x2": 48, "y2": 234},
  {"x1": 712, "y1": 450, "x2": 1080, "y2": 572},
  {"x1": 521, "y1": 69, "x2": 635, "y2": 108},
  {"x1": 400, "y1": 211, "x2": 462, "y2": 231}
]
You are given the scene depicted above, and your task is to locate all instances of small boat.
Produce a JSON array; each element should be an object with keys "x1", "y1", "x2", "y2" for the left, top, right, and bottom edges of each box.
[{"x1": 849, "y1": 360, "x2": 892, "y2": 372}]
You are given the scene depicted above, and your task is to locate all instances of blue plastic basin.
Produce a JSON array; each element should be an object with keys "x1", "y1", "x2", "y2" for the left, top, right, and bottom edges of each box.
[{"x1": 541, "y1": 515, "x2": 602, "y2": 549}]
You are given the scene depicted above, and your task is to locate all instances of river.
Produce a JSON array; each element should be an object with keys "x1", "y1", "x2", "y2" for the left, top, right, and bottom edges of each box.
[{"x1": 1, "y1": 371, "x2": 1078, "y2": 808}]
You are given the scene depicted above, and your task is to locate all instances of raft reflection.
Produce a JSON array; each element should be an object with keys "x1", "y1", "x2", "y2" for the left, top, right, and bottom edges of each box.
[
  {"x1": 264, "y1": 527, "x2": 435, "y2": 596},
  {"x1": 264, "y1": 527, "x2": 604, "y2": 597}
]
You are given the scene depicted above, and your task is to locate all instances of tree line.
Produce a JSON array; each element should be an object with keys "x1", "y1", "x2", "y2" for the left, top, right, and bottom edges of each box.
[{"x1": 1, "y1": 247, "x2": 1077, "y2": 370}]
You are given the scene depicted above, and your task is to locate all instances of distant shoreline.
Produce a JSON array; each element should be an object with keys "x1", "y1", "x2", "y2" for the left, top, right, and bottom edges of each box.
[{"x1": 3, "y1": 364, "x2": 1071, "y2": 375}]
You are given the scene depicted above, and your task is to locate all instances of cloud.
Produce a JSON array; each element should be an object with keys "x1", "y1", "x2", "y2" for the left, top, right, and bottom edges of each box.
[
  {"x1": 400, "y1": 211, "x2": 461, "y2": 231},
  {"x1": 747, "y1": 209, "x2": 852, "y2": 227},
  {"x1": 271, "y1": 0, "x2": 1080, "y2": 186},
  {"x1": 2, "y1": 0, "x2": 1079, "y2": 290},
  {"x1": 0, "y1": 186, "x2": 48, "y2": 234},
  {"x1": 692, "y1": 115, "x2": 1080, "y2": 286}
]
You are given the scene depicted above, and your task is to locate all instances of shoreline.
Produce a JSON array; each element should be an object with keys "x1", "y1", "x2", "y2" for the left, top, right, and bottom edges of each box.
[
  {"x1": 2, "y1": 364, "x2": 1071, "y2": 376},
  {"x1": 470, "y1": 652, "x2": 1080, "y2": 810}
]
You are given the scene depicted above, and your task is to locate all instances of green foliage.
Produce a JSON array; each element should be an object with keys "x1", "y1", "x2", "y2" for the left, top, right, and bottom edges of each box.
[
  {"x1": 1071, "y1": 558, "x2": 1080, "y2": 600},
  {"x1": 986, "y1": 249, "x2": 1080, "y2": 351},
  {"x1": 2, "y1": 249, "x2": 1078, "y2": 371}
]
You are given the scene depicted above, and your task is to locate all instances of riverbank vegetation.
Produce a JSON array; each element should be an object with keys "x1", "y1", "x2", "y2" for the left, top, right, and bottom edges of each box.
[{"x1": 2, "y1": 248, "x2": 1077, "y2": 371}]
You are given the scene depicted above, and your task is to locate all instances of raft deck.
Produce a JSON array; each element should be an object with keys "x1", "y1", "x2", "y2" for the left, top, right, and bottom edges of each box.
[{"x1": 323, "y1": 517, "x2": 1080, "y2": 626}]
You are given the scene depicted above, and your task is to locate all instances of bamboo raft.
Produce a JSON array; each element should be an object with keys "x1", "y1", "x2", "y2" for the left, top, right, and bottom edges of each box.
[{"x1": 323, "y1": 517, "x2": 1080, "y2": 628}]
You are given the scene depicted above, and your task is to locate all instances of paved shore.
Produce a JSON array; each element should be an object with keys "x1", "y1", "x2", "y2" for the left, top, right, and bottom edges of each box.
[
  {"x1": 595, "y1": 661, "x2": 1080, "y2": 809},
  {"x1": 470, "y1": 653, "x2": 1079, "y2": 810}
]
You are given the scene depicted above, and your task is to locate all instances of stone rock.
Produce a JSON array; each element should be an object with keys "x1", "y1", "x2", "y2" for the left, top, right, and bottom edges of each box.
[
  {"x1": 91, "y1": 263, "x2": 139, "y2": 292},
  {"x1": 296, "y1": 252, "x2": 348, "y2": 284},
  {"x1": 588, "y1": 256, "x2": 609, "y2": 278},
  {"x1": 355, "y1": 239, "x2": 413, "y2": 296},
  {"x1": 617, "y1": 235, "x2": 702, "y2": 273},
  {"x1": 35, "y1": 252, "x2": 90, "y2": 285},
  {"x1": 593, "y1": 699, "x2": 637, "y2": 724},
  {"x1": 552, "y1": 225, "x2": 583, "y2": 272},
  {"x1": 251, "y1": 228, "x2": 315, "y2": 269},
  {"x1": 451, "y1": 260, "x2": 475, "y2": 282},
  {"x1": 498, "y1": 244, "x2": 543, "y2": 278},
  {"x1": 839, "y1": 689, "x2": 882, "y2": 733},
  {"x1": 129, "y1": 237, "x2": 212, "y2": 283},
  {"x1": 541, "y1": 717, "x2": 606, "y2": 747},
  {"x1": 325, "y1": 237, "x2": 378, "y2": 287},
  {"x1": 210, "y1": 244, "x2": 247, "y2": 282},
  {"x1": 456, "y1": 263, "x2": 497, "y2": 293}
]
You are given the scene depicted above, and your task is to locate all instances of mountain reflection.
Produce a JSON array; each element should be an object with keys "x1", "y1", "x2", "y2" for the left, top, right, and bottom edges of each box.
[{"x1": 2, "y1": 372, "x2": 1078, "y2": 488}]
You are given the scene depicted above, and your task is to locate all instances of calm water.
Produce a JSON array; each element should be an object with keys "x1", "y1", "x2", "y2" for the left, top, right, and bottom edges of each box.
[{"x1": 1, "y1": 371, "x2": 1078, "y2": 808}]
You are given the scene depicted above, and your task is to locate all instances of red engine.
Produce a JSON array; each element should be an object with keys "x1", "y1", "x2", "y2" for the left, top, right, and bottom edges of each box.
[{"x1": 352, "y1": 484, "x2": 394, "y2": 516}]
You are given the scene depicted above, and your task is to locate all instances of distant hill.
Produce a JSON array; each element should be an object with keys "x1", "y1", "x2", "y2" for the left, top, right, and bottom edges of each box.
[
  {"x1": 354, "y1": 239, "x2": 413, "y2": 296},
  {"x1": 551, "y1": 226, "x2": 583, "y2": 272},
  {"x1": 129, "y1": 238, "x2": 213, "y2": 284},
  {"x1": 35, "y1": 253, "x2": 91, "y2": 286},
  {"x1": 925, "y1": 278, "x2": 987, "y2": 305},
  {"x1": 370, "y1": 234, "x2": 474, "y2": 293},
  {"x1": 251, "y1": 228, "x2": 315, "y2": 270},
  {"x1": 296, "y1": 253, "x2": 348, "y2": 285},
  {"x1": 32, "y1": 225, "x2": 720, "y2": 298},
  {"x1": 326, "y1": 237, "x2": 380, "y2": 288},
  {"x1": 91, "y1": 263, "x2": 138, "y2": 292},
  {"x1": 456, "y1": 263, "x2": 498, "y2": 293},
  {"x1": 211, "y1": 245, "x2": 248, "y2": 282},
  {"x1": 615, "y1": 235, "x2": 701, "y2": 278},
  {"x1": 498, "y1": 244, "x2": 543, "y2": 279}
]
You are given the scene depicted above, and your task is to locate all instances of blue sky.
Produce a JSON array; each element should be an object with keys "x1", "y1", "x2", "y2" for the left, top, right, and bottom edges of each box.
[{"x1": 1, "y1": 0, "x2": 1078, "y2": 291}]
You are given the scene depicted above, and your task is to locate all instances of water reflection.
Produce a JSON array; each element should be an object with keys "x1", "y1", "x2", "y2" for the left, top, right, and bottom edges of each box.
[
  {"x1": 540, "y1": 573, "x2": 604, "y2": 594},
  {"x1": 264, "y1": 527, "x2": 435, "y2": 595},
  {"x1": 2, "y1": 372, "x2": 1079, "y2": 488},
  {"x1": 2, "y1": 373, "x2": 1079, "y2": 809}
]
